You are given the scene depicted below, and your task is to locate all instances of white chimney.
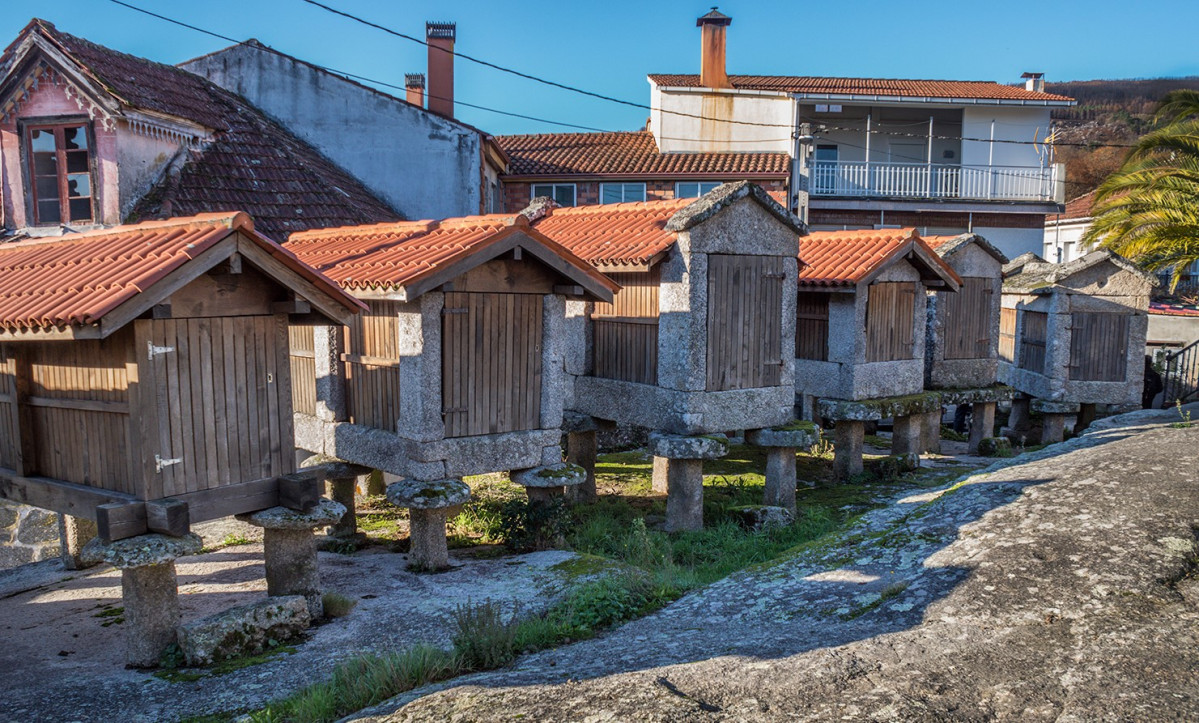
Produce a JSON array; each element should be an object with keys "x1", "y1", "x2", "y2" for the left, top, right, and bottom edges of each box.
[{"x1": 1022, "y1": 72, "x2": 1045, "y2": 93}]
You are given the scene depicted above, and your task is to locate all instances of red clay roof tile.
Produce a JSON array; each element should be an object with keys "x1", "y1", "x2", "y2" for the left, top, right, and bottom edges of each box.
[
  {"x1": 530, "y1": 199, "x2": 692, "y2": 267},
  {"x1": 0, "y1": 212, "x2": 360, "y2": 333},
  {"x1": 285, "y1": 215, "x2": 616, "y2": 295},
  {"x1": 798, "y1": 228, "x2": 958, "y2": 287},
  {"x1": 496, "y1": 131, "x2": 789, "y2": 178},
  {"x1": 648, "y1": 74, "x2": 1075, "y2": 103}
]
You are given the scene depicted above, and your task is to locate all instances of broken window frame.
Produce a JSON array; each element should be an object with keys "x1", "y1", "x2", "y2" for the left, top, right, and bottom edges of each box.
[{"x1": 22, "y1": 119, "x2": 96, "y2": 226}]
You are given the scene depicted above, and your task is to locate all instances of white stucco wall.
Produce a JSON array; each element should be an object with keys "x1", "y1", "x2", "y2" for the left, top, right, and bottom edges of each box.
[
  {"x1": 183, "y1": 45, "x2": 482, "y2": 221},
  {"x1": 961, "y1": 106, "x2": 1052, "y2": 169},
  {"x1": 972, "y1": 226, "x2": 1045, "y2": 261},
  {"x1": 115, "y1": 122, "x2": 185, "y2": 220},
  {"x1": 1043, "y1": 217, "x2": 1092, "y2": 263},
  {"x1": 650, "y1": 85, "x2": 793, "y2": 154}
]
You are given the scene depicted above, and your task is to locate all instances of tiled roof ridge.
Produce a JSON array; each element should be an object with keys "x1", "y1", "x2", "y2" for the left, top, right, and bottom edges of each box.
[
  {"x1": 0, "y1": 212, "x2": 251, "y2": 250},
  {"x1": 548, "y1": 198, "x2": 692, "y2": 215},
  {"x1": 647, "y1": 73, "x2": 1075, "y2": 102},
  {"x1": 289, "y1": 214, "x2": 522, "y2": 243}
]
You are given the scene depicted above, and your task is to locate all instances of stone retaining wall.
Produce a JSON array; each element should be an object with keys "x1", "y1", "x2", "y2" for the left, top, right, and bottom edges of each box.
[{"x1": 0, "y1": 502, "x2": 59, "y2": 570}]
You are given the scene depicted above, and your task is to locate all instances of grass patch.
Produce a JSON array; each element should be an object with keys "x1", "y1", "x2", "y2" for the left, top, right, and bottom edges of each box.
[
  {"x1": 154, "y1": 646, "x2": 297, "y2": 684},
  {"x1": 221, "y1": 533, "x2": 253, "y2": 547},
  {"x1": 93, "y1": 605, "x2": 124, "y2": 627},
  {"x1": 864, "y1": 434, "x2": 891, "y2": 449},
  {"x1": 940, "y1": 425, "x2": 969, "y2": 442},
  {"x1": 322, "y1": 591, "x2": 357, "y2": 619}
]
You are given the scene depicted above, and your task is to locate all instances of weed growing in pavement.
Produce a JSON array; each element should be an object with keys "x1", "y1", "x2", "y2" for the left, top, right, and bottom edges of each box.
[{"x1": 1170, "y1": 399, "x2": 1193, "y2": 429}]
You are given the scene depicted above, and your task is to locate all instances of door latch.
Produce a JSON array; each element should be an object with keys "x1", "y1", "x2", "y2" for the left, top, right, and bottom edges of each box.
[{"x1": 155, "y1": 454, "x2": 183, "y2": 473}]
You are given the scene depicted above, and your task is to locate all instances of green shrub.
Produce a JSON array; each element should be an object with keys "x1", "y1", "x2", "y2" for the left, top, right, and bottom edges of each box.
[
  {"x1": 451, "y1": 600, "x2": 519, "y2": 670},
  {"x1": 322, "y1": 592, "x2": 357, "y2": 619},
  {"x1": 498, "y1": 496, "x2": 571, "y2": 552}
]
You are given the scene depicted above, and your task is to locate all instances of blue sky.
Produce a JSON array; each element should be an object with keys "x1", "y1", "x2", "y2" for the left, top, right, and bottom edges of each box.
[{"x1": 3, "y1": 0, "x2": 1197, "y2": 136}]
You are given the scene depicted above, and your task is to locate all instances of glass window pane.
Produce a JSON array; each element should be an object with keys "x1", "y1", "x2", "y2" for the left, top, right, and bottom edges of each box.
[
  {"x1": 601, "y1": 184, "x2": 623, "y2": 204},
  {"x1": 66, "y1": 151, "x2": 89, "y2": 173},
  {"x1": 36, "y1": 177, "x2": 60, "y2": 200},
  {"x1": 67, "y1": 174, "x2": 90, "y2": 198},
  {"x1": 69, "y1": 198, "x2": 92, "y2": 221},
  {"x1": 62, "y1": 126, "x2": 87, "y2": 150},
  {"x1": 677, "y1": 182, "x2": 698, "y2": 198},
  {"x1": 624, "y1": 183, "x2": 646, "y2": 202},
  {"x1": 700, "y1": 182, "x2": 720, "y2": 194},
  {"x1": 29, "y1": 128, "x2": 56, "y2": 152},
  {"x1": 38, "y1": 200, "x2": 61, "y2": 224},
  {"x1": 532, "y1": 185, "x2": 550, "y2": 198},
  {"x1": 33, "y1": 152, "x2": 57, "y2": 176},
  {"x1": 554, "y1": 185, "x2": 575, "y2": 206}
]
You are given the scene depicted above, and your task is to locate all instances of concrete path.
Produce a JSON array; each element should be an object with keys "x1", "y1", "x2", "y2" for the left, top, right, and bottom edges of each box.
[{"x1": 358, "y1": 406, "x2": 1199, "y2": 721}]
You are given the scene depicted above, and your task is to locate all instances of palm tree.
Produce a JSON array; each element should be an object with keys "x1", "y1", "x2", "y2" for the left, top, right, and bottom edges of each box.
[{"x1": 1083, "y1": 90, "x2": 1199, "y2": 290}]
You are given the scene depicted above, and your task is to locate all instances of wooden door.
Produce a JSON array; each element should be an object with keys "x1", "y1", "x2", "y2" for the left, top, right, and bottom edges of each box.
[
  {"x1": 591, "y1": 270, "x2": 659, "y2": 385},
  {"x1": 1018, "y1": 311, "x2": 1048, "y2": 374},
  {"x1": 442, "y1": 292, "x2": 543, "y2": 438},
  {"x1": 706, "y1": 254, "x2": 786, "y2": 391},
  {"x1": 942, "y1": 277, "x2": 993, "y2": 360},
  {"x1": 136, "y1": 314, "x2": 294, "y2": 500},
  {"x1": 1069, "y1": 312, "x2": 1129, "y2": 381},
  {"x1": 344, "y1": 301, "x2": 401, "y2": 432},
  {"x1": 865, "y1": 281, "x2": 918, "y2": 363}
]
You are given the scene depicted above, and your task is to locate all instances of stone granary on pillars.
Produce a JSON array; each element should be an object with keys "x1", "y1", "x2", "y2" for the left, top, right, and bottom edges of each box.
[
  {"x1": 0, "y1": 212, "x2": 364, "y2": 665},
  {"x1": 999, "y1": 249, "x2": 1155, "y2": 443},
  {"x1": 528, "y1": 182, "x2": 808, "y2": 529},
  {"x1": 923, "y1": 233, "x2": 1014, "y2": 454},
  {"x1": 794, "y1": 228, "x2": 961, "y2": 480},
  {"x1": 284, "y1": 214, "x2": 617, "y2": 568}
]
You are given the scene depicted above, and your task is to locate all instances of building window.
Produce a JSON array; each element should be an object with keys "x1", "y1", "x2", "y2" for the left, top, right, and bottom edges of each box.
[
  {"x1": 599, "y1": 182, "x2": 646, "y2": 204},
  {"x1": 25, "y1": 123, "x2": 94, "y2": 225},
  {"x1": 531, "y1": 183, "x2": 576, "y2": 207},
  {"x1": 675, "y1": 181, "x2": 721, "y2": 199},
  {"x1": 814, "y1": 104, "x2": 842, "y2": 113}
]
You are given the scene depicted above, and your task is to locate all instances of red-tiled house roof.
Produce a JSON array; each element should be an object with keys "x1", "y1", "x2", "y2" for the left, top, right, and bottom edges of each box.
[
  {"x1": 648, "y1": 74, "x2": 1075, "y2": 103},
  {"x1": 0, "y1": 212, "x2": 363, "y2": 337},
  {"x1": 530, "y1": 199, "x2": 691, "y2": 268},
  {"x1": 1060, "y1": 190, "x2": 1097, "y2": 220},
  {"x1": 798, "y1": 228, "x2": 961, "y2": 289},
  {"x1": 285, "y1": 215, "x2": 617, "y2": 302},
  {"x1": 1, "y1": 19, "x2": 400, "y2": 238},
  {"x1": 496, "y1": 131, "x2": 790, "y2": 179}
]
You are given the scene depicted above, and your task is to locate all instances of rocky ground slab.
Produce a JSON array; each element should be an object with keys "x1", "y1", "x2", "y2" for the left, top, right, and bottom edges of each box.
[{"x1": 358, "y1": 407, "x2": 1199, "y2": 721}]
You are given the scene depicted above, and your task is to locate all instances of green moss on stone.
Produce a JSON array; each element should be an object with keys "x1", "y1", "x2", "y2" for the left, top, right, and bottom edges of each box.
[{"x1": 772, "y1": 420, "x2": 818, "y2": 433}]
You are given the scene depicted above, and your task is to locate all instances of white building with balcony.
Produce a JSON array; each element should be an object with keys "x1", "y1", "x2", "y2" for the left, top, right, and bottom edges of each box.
[{"x1": 648, "y1": 9, "x2": 1074, "y2": 260}]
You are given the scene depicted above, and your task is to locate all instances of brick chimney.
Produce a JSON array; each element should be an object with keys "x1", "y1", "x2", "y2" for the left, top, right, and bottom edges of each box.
[
  {"x1": 426, "y1": 22, "x2": 456, "y2": 118},
  {"x1": 697, "y1": 7, "x2": 732, "y2": 90},
  {"x1": 1022, "y1": 72, "x2": 1045, "y2": 93},
  {"x1": 405, "y1": 73, "x2": 425, "y2": 108}
]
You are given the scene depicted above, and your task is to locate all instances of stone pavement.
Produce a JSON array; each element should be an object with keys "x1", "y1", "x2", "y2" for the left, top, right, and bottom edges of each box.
[{"x1": 358, "y1": 405, "x2": 1199, "y2": 721}]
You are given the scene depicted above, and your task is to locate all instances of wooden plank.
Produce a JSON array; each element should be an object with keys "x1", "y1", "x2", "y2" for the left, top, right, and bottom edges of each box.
[
  {"x1": 0, "y1": 467, "x2": 139, "y2": 515},
  {"x1": 96, "y1": 501, "x2": 149, "y2": 543},
  {"x1": 178, "y1": 476, "x2": 278, "y2": 523},
  {"x1": 145, "y1": 498, "x2": 190, "y2": 537},
  {"x1": 278, "y1": 472, "x2": 321, "y2": 512},
  {"x1": 9, "y1": 349, "x2": 37, "y2": 477}
]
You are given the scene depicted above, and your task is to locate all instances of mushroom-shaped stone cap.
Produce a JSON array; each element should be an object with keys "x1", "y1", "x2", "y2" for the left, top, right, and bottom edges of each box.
[
  {"x1": 1031, "y1": 399, "x2": 1081, "y2": 415},
  {"x1": 386, "y1": 478, "x2": 471, "y2": 509},
  {"x1": 237, "y1": 498, "x2": 346, "y2": 530},
  {"x1": 102, "y1": 532, "x2": 203, "y2": 569},
  {"x1": 511, "y1": 463, "x2": 587, "y2": 488},
  {"x1": 561, "y1": 411, "x2": 598, "y2": 434},
  {"x1": 648, "y1": 432, "x2": 728, "y2": 460},
  {"x1": 301, "y1": 454, "x2": 373, "y2": 480},
  {"x1": 746, "y1": 421, "x2": 820, "y2": 449}
]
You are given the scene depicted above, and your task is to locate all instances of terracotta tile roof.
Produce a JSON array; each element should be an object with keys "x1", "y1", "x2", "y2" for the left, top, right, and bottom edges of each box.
[
  {"x1": 3, "y1": 20, "x2": 400, "y2": 239},
  {"x1": 495, "y1": 131, "x2": 790, "y2": 178},
  {"x1": 1060, "y1": 190, "x2": 1096, "y2": 220},
  {"x1": 798, "y1": 228, "x2": 960, "y2": 288},
  {"x1": 0, "y1": 212, "x2": 361, "y2": 334},
  {"x1": 648, "y1": 74, "x2": 1075, "y2": 103},
  {"x1": 286, "y1": 215, "x2": 617, "y2": 297},
  {"x1": 530, "y1": 199, "x2": 692, "y2": 267}
]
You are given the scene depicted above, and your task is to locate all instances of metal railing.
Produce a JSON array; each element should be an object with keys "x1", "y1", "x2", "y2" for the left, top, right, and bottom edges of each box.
[
  {"x1": 1161, "y1": 339, "x2": 1199, "y2": 407},
  {"x1": 810, "y1": 161, "x2": 1060, "y2": 202}
]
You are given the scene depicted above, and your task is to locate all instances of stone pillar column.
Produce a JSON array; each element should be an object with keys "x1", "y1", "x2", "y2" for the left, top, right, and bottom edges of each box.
[
  {"x1": 362, "y1": 469, "x2": 387, "y2": 496},
  {"x1": 969, "y1": 402, "x2": 997, "y2": 455},
  {"x1": 566, "y1": 430, "x2": 598, "y2": 503},
  {"x1": 651, "y1": 456, "x2": 670, "y2": 494},
  {"x1": 302, "y1": 457, "x2": 372, "y2": 541},
  {"x1": 386, "y1": 478, "x2": 471, "y2": 571},
  {"x1": 239, "y1": 499, "x2": 345, "y2": 618},
  {"x1": 1075, "y1": 403, "x2": 1097, "y2": 435},
  {"x1": 1041, "y1": 413, "x2": 1067, "y2": 444},
  {"x1": 58, "y1": 514, "x2": 99, "y2": 570},
  {"x1": 891, "y1": 414, "x2": 923, "y2": 456},
  {"x1": 1008, "y1": 396, "x2": 1032, "y2": 433},
  {"x1": 922, "y1": 410, "x2": 942, "y2": 454},
  {"x1": 747, "y1": 425, "x2": 820, "y2": 514},
  {"x1": 833, "y1": 420, "x2": 865, "y2": 481},
  {"x1": 101, "y1": 533, "x2": 203, "y2": 668},
  {"x1": 511, "y1": 464, "x2": 586, "y2": 548},
  {"x1": 648, "y1": 433, "x2": 729, "y2": 533}
]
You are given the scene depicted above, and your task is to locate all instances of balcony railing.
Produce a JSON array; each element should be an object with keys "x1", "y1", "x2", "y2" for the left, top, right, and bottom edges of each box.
[{"x1": 810, "y1": 161, "x2": 1062, "y2": 202}]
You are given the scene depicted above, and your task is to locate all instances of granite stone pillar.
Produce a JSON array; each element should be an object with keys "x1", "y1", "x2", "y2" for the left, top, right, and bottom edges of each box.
[
  {"x1": 1008, "y1": 396, "x2": 1032, "y2": 434},
  {"x1": 302, "y1": 456, "x2": 372, "y2": 540},
  {"x1": 1031, "y1": 399, "x2": 1080, "y2": 446},
  {"x1": 969, "y1": 402, "x2": 996, "y2": 455},
  {"x1": 566, "y1": 430, "x2": 598, "y2": 503},
  {"x1": 239, "y1": 499, "x2": 345, "y2": 618},
  {"x1": 922, "y1": 410, "x2": 942, "y2": 454},
  {"x1": 1075, "y1": 403, "x2": 1097, "y2": 435},
  {"x1": 833, "y1": 420, "x2": 865, "y2": 481},
  {"x1": 648, "y1": 433, "x2": 729, "y2": 533},
  {"x1": 891, "y1": 414, "x2": 923, "y2": 456},
  {"x1": 101, "y1": 533, "x2": 203, "y2": 668},
  {"x1": 651, "y1": 456, "x2": 669, "y2": 494},
  {"x1": 58, "y1": 514, "x2": 99, "y2": 570},
  {"x1": 386, "y1": 478, "x2": 471, "y2": 572},
  {"x1": 746, "y1": 425, "x2": 820, "y2": 514}
]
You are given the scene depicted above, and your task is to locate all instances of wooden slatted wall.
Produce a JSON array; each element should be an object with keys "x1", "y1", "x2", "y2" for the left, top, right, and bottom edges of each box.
[
  {"x1": 942, "y1": 277, "x2": 993, "y2": 360},
  {"x1": 795, "y1": 292, "x2": 830, "y2": 361},
  {"x1": 0, "y1": 352, "x2": 15, "y2": 470},
  {"x1": 591, "y1": 270, "x2": 659, "y2": 385},
  {"x1": 706, "y1": 254, "x2": 786, "y2": 391},
  {"x1": 138, "y1": 315, "x2": 294, "y2": 500},
  {"x1": 0, "y1": 331, "x2": 135, "y2": 494},
  {"x1": 998, "y1": 307, "x2": 1017, "y2": 362},
  {"x1": 865, "y1": 281, "x2": 918, "y2": 363},
  {"x1": 442, "y1": 292, "x2": 543, "y2": 438},
  {"x1": 288, "y1": 326, "x2": 317, "y2": 416},
  {"x1": 1069, "y1": 312, "x2": 1129, "y2": 381},
  {"x1": 345, "y1": 301, "x2": 401, "y2": 432},
  {"x1": 1018, "y1": 310, "x2": 1048, "y2": 374}
]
